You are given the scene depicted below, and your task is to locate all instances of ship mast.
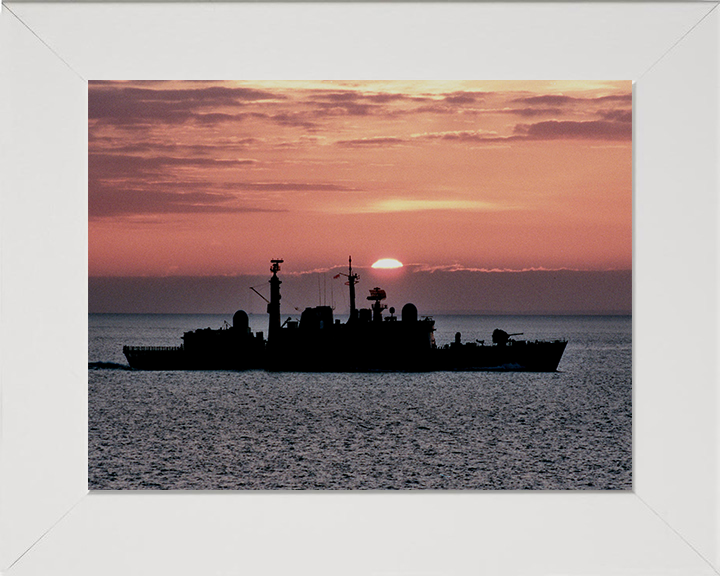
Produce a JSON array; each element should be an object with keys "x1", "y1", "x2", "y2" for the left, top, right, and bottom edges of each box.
[
  {"x1": 268, "y1": 259, "x2": 283, "y2": 343},
  {"x1": 334, "y1": 256, "x2": 360, "y2": 322},
  {"x1": 347, "y1": 256, "x2": 359, "y2": 322},
  {"x1": 332, "y1": 256, "x2": 362, "y2": 322}
]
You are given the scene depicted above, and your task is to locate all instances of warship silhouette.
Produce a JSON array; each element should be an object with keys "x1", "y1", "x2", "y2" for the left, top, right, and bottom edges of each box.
[{"x1": 123, "y1": 258, "x2": 567, "y2": 372}]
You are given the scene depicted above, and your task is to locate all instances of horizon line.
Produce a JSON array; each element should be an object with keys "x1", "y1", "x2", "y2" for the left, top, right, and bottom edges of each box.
[
  {"x1": 89, "y1": 267, "x2": 633, "y2": 279},
  {"x1": 89, "y1": 310, "x2": 632, "y2": 317}
]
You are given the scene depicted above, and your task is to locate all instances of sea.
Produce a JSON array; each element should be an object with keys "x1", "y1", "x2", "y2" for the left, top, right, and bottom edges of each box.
[{"x1": 88, "y1": 313, "x2": 632, "y2": 490}]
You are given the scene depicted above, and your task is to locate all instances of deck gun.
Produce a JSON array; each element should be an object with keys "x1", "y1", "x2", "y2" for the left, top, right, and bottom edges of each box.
[{"x1": 492, "y1": 329, "x2": 524, "y2": 345}]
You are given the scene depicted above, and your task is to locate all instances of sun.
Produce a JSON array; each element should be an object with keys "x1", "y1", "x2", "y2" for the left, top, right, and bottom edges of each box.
[{"x1": 372, "y1": 258, "x2": 404, "y2": 269}]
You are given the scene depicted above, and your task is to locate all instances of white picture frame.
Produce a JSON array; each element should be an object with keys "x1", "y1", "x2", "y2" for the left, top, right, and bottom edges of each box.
[{"x1": 1, "y1": 2, "x2": 718, "y2": 574}]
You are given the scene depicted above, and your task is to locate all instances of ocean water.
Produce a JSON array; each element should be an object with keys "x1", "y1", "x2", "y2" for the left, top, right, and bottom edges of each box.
[{"x1": 88, "y1": 314, "x2": 631, "y2": 490}]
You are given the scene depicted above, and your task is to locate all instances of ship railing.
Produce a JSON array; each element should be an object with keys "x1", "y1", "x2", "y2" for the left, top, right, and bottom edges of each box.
[{"x1": 123, "y1": 345, "x2": 183, "y2": 352}]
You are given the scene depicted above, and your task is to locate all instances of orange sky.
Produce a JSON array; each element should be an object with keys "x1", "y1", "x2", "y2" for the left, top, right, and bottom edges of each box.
[{"x1": 89, "y1": 80, "x2": 632, "y2": 277}]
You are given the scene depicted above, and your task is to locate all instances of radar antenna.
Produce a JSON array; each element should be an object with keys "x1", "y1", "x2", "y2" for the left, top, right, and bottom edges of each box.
[
  {"x1": 367, "y1": 286, "x2": 387, "y2": 322},
  {"x1": 270, "y1": 259, "x2": 283, "y2": 274}
]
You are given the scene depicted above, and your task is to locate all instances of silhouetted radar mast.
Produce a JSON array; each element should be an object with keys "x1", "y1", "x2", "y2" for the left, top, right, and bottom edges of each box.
[
  {"x1": 334, "y1": 256, "x2": 360, "y2": 321},
  {"x1": 268, "y1": 259, "x2": 284, "y2": 343},
  {"x1": 367, "y1": 286, "x2": 388, "y2": 322}
]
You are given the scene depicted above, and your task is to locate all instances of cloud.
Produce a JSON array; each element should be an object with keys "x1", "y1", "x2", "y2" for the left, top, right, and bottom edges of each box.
[
  {"x1": 89, "y1": 153, "x2": 262, "y2": 179},
  {"x1": 408, "y1": 263, "x2": 592, "y2": 273},
  {"x1": 216, "y1": 137, "x2": 264, "y2": 146},
  {"x1": 190, "y1": 113, "x2": 253, "y2": 124},
  {"x1": 90, "y1": 269, "x2": 631, "y2": 314},
  {"x1": 418, "y1": 129, "x2": 499, "y2": 142},
  {"x1": 513, "y1": 95, "x2": 577, "y2": 106},
  {"x1": 89, "y1": 154, "x2": 273, "y2": 218},
  {"x1": 600, "y1": 109, "x2": 632, "y2": 123},
  {"x1": 513, "y1": 93, "x2": 632, "y2": 106},
  {"x1": 371, "y1": 199, "x2": 503, "y2": 212},
  {"x1": 329, "y1": 198, "x2": 510, "y2": 214},
  {"x1": 89, "y1": 188, "x2": 286, "y2": 218},
  {"x1": 89, "y1": 141, "x2": 259, "y2": 156},
  {"x1": 413, "y1": 104, "x2": 465, "y2": 115},
  {"x1": 336, "y1": 136, "x2": 408, "y2": 148},
  {"x1": 299, "y1": 89, "x2": 430, "y2": 119},
  {"x1": 334, "y1": 119, "x2": 630, "y2": 148},
  {"x1": 510, "y1": 107, "x2": 564, "y2": 117},
  {"x1": 221, "y1": 181, "x2": 359, "y2": 192},
  {"x1": 413, "y1": 104, "x2": 563, "y2": 118},
  {"x1": 508, "y1": 93, "x2": 632, "y2": 123},
  {"x1": 88, "y1": 84, "x2": 282, "y2": 126},
  {"x1": 594, "y1": 94, "x2": 633, "y2": 103},
  {"x1": 337, "y1": 130, "x2": 503, "y2": 147},
  {"x1": 514, "y1": 120, "x2": 632, "y2": 140},
  {"x1": 314, "y1": 91, "x2": 360, "y2": 102},
  {"x1": 443, "y1": 91, "x2": 486, "y2": 104},
  {"x1": 306, "y1": 89, "x2": 425, "y2": 105},
  {"x1": 366, "y1": 93, "x2": 419, "y2": 103},
  {"x1": 270, "y1": 112, "x2": 318, "y2": 129},
  {"x1": 313, "y1": 102, "x2": 377, "y2": 117},
  {"x1": 90, "y1": 171, "x2": 357, "y2": 217}
]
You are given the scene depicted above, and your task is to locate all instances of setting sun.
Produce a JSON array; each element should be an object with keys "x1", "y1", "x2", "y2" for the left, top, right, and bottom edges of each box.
[{"x1": 372, "y1": 258, "x2": 404, "y2": 269}]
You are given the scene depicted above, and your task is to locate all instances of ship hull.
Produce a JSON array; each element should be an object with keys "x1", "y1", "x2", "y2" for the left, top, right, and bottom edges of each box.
[
  {"x1": 122, "y1": 346, "x2": 264, "y2": 371},
  {"x1": 433, "y1": 339, "x2": 568, "y2": 372},
  {"x1": 123, "y1": 339, "x2": 568, "y2": 372}
]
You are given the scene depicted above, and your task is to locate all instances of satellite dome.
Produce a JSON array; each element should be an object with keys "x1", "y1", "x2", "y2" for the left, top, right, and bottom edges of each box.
[
  {"x1": 233, "y1": 310, "x2": 249, "y2": 331},
  {"x1": 401, "y1": 303, "x2": 418, "y2": 323}
]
